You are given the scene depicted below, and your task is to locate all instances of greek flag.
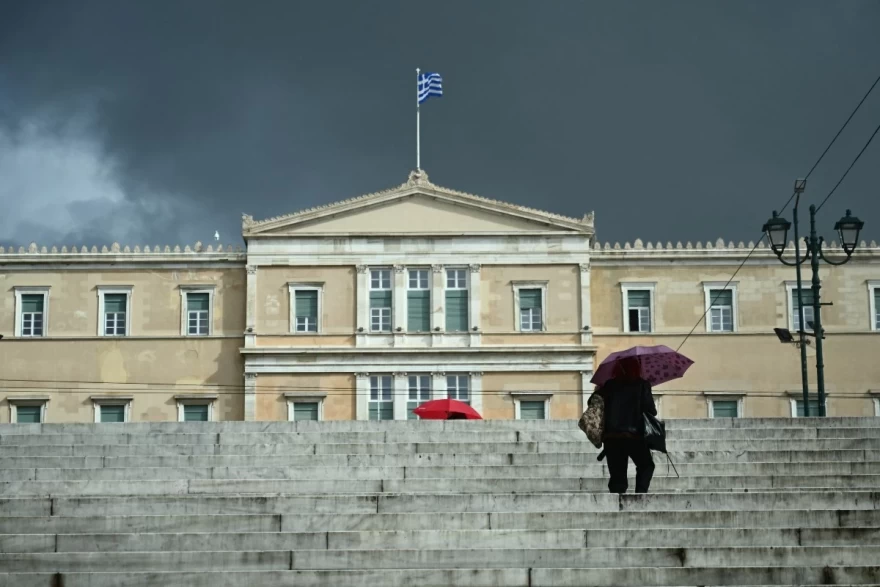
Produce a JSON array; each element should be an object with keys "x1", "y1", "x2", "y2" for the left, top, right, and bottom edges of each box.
[{"x1": 418, "y1": 72, "x2": 443, "y2": 104}]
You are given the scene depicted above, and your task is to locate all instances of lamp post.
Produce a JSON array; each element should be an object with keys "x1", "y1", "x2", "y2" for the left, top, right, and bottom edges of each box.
[{"x1": 763, "y1": 179, "x2": 865, "y2": 417}]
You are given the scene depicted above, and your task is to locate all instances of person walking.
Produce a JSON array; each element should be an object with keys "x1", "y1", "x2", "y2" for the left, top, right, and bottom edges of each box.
[{"x1": 598, "y1": 356, "x2": 657, "y2": 494}]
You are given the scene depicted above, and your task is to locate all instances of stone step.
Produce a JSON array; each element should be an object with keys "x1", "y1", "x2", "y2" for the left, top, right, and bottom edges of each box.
[
  {"x1": 4, "y1": 427, "x2": 878, "y2": 446},
  {"x1": 3, "y1": 416, "x2": 878, "y2": 435},
  {"x1": 1, "y1": 438, "x2": 877, "y2": 458},
  {"x1": 5, "y1": 509, "x2": 879, "y2": 535},
  {"x1": 2, "y1": 490, "x2": 876, "y2": 517},
  {"x1": 5, "y1": 526, "x2": 878, "y2": 553},
  {"x1": 3, "y1": 474, "x2": 880, "y2": 496},
  {"x1": 1, "y1": 448, "x2": 869, "y2": 468},
  {"x1": 0, "y1": 460, "x2": 876, "y2": 482},
  {"x1": 4, "y1": 570, "x2": 879, "y2": 587},
  {"x1": 2, "y1": 546, "x2": 877, "y2": 571}
]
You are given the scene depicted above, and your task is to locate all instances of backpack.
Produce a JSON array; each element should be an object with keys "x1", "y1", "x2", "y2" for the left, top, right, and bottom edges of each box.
[{"x1": 578, "y1": 392, "x2": 604, "y2": 448}]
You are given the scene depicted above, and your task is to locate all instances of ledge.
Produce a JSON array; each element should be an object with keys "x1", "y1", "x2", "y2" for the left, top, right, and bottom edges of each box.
[
  {"x1": 702, "y1": 391, "x2": 746, "y2": 397},
  {"x1": 283, "y1": 393, "x2": 328, "y2": 400},
  {"x1": 5, "y1": 395, "x2": 51, "y2": 402},
  {"x1": 509, "y1": 391, "x2": 554, "y2": 399},
  {"x1": 89, "y1": 395, "x2": 134, "y2": 402},
  {"x1": 173, "y1": 394, "x2": 219, "y2": 401}
]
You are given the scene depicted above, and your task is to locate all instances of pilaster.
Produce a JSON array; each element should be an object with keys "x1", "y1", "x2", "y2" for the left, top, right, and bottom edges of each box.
[
  {"x1": 469, "y1": 264, "x2": 482, "y2": 346},
  {"x1": 393, "y1": 372, "x2": 408, "y2": 420},
  {"x1": 470, "y1": 371, "x2": 483, "y2": 416},
  {"x1": 355, "y1": 372, "x2": 370, "y2": 420},
  {"x1": 356, "y1": 265, "x2": 369, "y2": 337},
  {"x1": 245, "y1": 265, "x2": 257, "y2": 347},
  {"x1": 579, "y1": 262, "x2": 592, "y2": 346},
  {"x1": 431, "y1": 264, "x2": 445, "y2": 332},
  {"x1": 393, "y1": 265, "x2": 407, "y2": 342},
  {"x1": 432, "y1": 372, "x2": 447, "y2": 400},
  {"x1": 580, "y1": 370, "x2": 594, "y2": 413},
  {"x1": 244, "y1": 373, "x2": 257, "y2": 421}
]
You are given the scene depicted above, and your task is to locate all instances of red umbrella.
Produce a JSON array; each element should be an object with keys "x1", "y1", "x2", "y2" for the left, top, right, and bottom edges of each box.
[{"x1": 412, "y1": 399, "x2": 483, "y2": 420}]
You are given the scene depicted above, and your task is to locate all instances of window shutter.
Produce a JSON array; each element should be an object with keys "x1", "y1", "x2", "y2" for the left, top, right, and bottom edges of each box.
[
  {"x1": 445, "y1": 290, "x2": 468, "y2": 331},
  {"x1": 104, "y1": 294, "x2": 127, "y2": 313},
  {"x1": 370, "y1": 291, "x2": 392, "y2": 308},
  {"x1": 793, "y1": 289, "x2": 814, "y2": 308},
  {"x1": 21, "y1": 295, "x2": 44, "y2": 313},
  {"x1": 627, "y1": 290, "x2": 651, "y2": 308},
  {"x1": 369, "y1": 403, "x2": 394, "y2": 420},
  {"x1": 295, "y1": 291, "x2": 318, "y2": 318},
  {"x1": 407, "y1": 290, "x2": 430, "y2": 331},
  {"x1": 796, "y1": 399, "x2": 821, "y2": 417},
  {"x1": 187, "y1": 293, "x2": 210, "y2": 312},
  {"x1": 709, "y1": 290, "x2": 732, "y2": 307},
  {"x1": 519, "y1": 289, "x2": 542, "y2": 310},
  {"x1": 16, "y1": 405, "x2": 42, "y2": 423},
  {"x1": 293, "y1": 402, "x2": 319, "y2": 421},
  {"x1": 520, "y1": 400, "x2": 546, "y2": 420},
  {"x1": 183, "y1": 404, "x2": 209, "y2": 422},
  {"x1": 712, "y1": 400, "x2": 739, "y2": 418}
]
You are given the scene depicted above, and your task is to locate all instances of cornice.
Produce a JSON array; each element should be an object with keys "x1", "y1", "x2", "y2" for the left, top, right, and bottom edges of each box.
[
  {"x1": 0, "y1": 242, "x2": 246, "y2": 265},
  {"x1": 591, "y1": 238, "x2": 880, "y2": 261}
]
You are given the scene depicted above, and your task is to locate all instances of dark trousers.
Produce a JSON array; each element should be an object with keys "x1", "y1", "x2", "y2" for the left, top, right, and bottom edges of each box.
[{"x1": 604, "y1": 438, "x2": 655, "y2": 494}]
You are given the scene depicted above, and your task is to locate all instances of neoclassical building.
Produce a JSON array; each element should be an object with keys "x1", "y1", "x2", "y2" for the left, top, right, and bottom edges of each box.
[{"x1": 2, "y1": 170, "x2": 879, "y2": 423}]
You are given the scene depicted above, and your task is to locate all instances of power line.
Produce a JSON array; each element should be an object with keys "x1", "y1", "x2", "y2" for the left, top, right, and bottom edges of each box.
[
  {"x1": 676, "y1": 72, "x2": 880, "y2": 353},
  {"x1": 816, "y1": 119, "x2": 880, "y2": 212}
]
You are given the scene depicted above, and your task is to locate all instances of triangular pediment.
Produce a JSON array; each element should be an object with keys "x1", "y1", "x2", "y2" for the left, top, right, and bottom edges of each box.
[{"x1": 244, "y1": 170, "x2": 594, "y2": 237}]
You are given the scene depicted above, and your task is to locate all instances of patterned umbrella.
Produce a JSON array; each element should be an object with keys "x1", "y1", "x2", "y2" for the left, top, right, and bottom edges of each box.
[{"x1": 591, "y1": 345, "x2": 694, "y2": 387}]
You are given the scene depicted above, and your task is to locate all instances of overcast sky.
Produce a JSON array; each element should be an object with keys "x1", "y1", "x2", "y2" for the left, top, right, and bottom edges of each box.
[{"x1": 1, "y1": 1, "x2": 878, "y2": 249}]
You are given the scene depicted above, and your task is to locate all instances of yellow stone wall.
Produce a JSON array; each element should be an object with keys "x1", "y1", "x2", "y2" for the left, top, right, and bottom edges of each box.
[
  {"x1": 254, "y1": 373, "x2": 355, "y2": 421},
  {"x1": 481, "y1": 265, "x2": 580, "y2": 334},
  {"x1": 256, "y1": 266, "x2": 356, "y2": 335}
]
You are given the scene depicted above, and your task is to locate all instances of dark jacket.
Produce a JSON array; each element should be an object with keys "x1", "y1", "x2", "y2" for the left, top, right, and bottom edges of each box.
[{"x1": 599, "y1": 378, "x2": 657, "y2": 439}]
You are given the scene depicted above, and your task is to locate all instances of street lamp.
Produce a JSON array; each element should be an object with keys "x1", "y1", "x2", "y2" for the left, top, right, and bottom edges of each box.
[{"x1": 763, "y1": 180, "x2": 866, "y2": 416}]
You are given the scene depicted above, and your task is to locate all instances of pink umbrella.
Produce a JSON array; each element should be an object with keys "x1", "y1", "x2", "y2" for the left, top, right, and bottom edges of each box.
[{"x1": 591, "y1": 345, "x2": 694, "y2": 387}]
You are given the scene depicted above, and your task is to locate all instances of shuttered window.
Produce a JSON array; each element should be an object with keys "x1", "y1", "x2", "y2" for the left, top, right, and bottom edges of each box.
[
  {"x1": 711, "y1": 400, "x2": 739, "y2": 418},
  {"x1": 446, "y1": 375, "x2": 469, "y2": 404},
  {"x1": 99, "y1": 404, "x2": 126, "y2": 423},
  {"x1": 519, "y1": 289, "x2": 543, "y2": 331},
  {"x1": 20, "y1": 294, "x2": 45, "y2": 337},
  {"x1": 407, "y1": 290, "x2": 430, "y2": 332},
  {"x1": 874, "y1": 288, "x2": 879, "y2": 330},
  {"x1": 519, "y1": 401, "x2": 546, "y2": 420},
  {"x1": 708, "y1": 289, "x2": 733, "y2": 332},
  {"x1": 183, "y1": 404, "x2": 209, "y2": 422},
  {"x1": 407, "y1": 375, "x2": 431, "y2": 419},
  {"x1": 293, "y1": 402, "x2": 319, "y2": 421},
  {"x1": 445, "y1": 290, "x2": 468, "y2": 332},
  {"x1": 791, "y1": 288, "x2": 815, "y2": 332},
  {"x1": 294, "y1": 290, "x2": 319, "y2": 332},
  {"x1": 626, "y1": 290, "x2": 651, "y2": 332},
  {"x1": 15, "y1": 405, "x2": 43, "y2": 423}
]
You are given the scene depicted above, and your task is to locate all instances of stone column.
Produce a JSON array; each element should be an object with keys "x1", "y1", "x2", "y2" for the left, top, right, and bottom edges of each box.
[
  {"x1": 393, "y1": 372, "x2": 408, "y2": 420},
  {"x1": 244, "y1": 372, "x2": 257, "y2": 421},
  {"x1": 245, "y1": 265, "x2": 257, "y2": 347},
  {"x1": 355, "y1": 372, "x2": 370, "y2": 420},
  {"x1": 579, "y1": 262, "x2": 592, "y2": 346}
]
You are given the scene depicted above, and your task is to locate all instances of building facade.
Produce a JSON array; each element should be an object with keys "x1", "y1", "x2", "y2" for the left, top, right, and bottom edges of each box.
[{"x1": 2, "y1": 171, "x2": 879, "y2": 423}]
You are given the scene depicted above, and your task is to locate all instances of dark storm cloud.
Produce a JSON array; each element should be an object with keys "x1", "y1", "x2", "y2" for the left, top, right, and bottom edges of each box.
[{"x1": 1, "y1": 0, "x2": 878, "y2": 248}]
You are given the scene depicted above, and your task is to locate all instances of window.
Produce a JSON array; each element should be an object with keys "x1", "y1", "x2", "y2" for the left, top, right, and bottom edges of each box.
[
  {"x1": 869, "y1": 282, "x2": 880, "y2": 332},
  {"x1": 8, "y1": 399, "x2": 48, "y2": 424},
  {"x1": 710, "y1": 399, "x2": 740, "y2": 418},
  {"x1": 624, "y1": 289, "x2": 653, "y2": 333},
  {"x1": 370, "y1": 270, "x2": 392, "y2": 333},
  {"x1": 407, "y1": 375, "x2": 431, "y2": 419},
  {"x1": 704, "y1": 283, "x2": 736, "y2": 333},
  {"x1": 519, "y1": 400, "x2": 546, "y2": 420},
  {"x1": 288, "y1": 283, "x2": 323, "y2": 334},
  {"x1": 407, "y1": 270, "x2": 431, "y2": 332},
  {"x1": 292, "y1": 402, "x2": 319, "y2": 421},
  {"x1": 519, "y1": 290, "x2": 543, "y2": 331},
  {"x1": 98, "y1": 287, "x2": 132, "y2": 337},
  {"x1": 14, "y1": 287, "x2": 49, "y2": 338},
  {"x1": 793, "y1": 398, "x2": 822, "y2": 418},
  {"x1": 92, "y1": 397, "x2": 132, "y2": 423},
  {"x1": 186, "y1": 293, "x2": 210, "y2": 336},
  {"x1": 447, "y1": 374, "x2": 470, "y2": 404},
  {"x1": 285, "y1": 395, "x2": 325, "y2": 421},
  {"x1": 789, "y1": 287, "x2": 815, "y2": 332},
  {"x1": 369, "y1": 375, "x2": 393, "y2": 420},
  {"x1": 174, "y1": 396, "x2": 216, "y2": 422},
  {"x1": 445, "y1": 268, "x2": 468, "y2": 332}
]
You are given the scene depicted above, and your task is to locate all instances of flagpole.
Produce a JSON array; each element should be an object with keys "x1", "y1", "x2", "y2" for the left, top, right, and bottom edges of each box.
[{"x1": 416, "y1": 68, "x2": 421, "y2": 170}]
